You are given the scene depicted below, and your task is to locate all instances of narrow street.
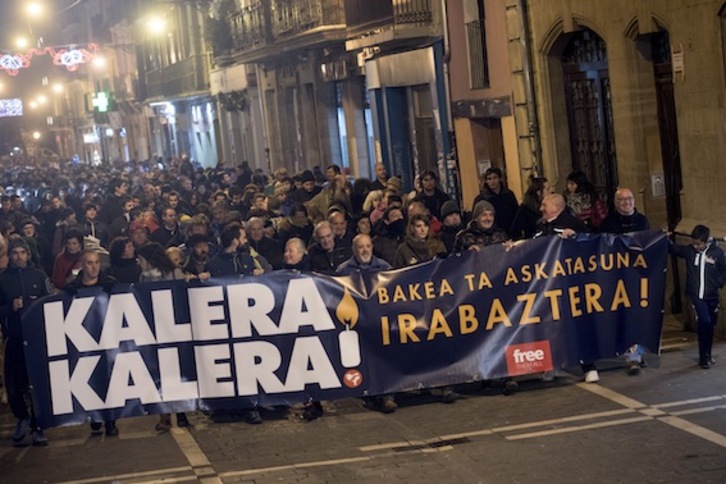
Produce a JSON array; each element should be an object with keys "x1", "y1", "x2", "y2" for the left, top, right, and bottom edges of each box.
[{"x1": 2, "y1": 324, "x2": 725, "y2": 483}]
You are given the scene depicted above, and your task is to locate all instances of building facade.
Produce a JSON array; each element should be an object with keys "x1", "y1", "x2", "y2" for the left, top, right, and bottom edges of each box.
[{"x1": 523, "y1": 0, "x2": 726, "y2": 331}]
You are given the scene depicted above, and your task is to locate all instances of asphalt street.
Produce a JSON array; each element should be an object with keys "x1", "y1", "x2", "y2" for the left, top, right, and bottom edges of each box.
[{"x1": 1, "y1": 323, "x2": 726, "y2": 483}]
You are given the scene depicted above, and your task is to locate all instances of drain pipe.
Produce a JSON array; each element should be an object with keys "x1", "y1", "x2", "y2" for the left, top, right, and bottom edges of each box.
[
  {"x1": 516, "y1": 0, "x2": 542, "y2": 176},
  {"x1": 439, "y1": 0, "x2": 462, "y2": 204}
]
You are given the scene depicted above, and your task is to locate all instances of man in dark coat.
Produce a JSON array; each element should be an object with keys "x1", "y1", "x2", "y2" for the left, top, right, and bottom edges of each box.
[
  {"x1": 472, "y1": 168, "x2": 519, "y2": 236},
  {"x1": 308, "y1": 221, "x2": 348, "y2": 274},
  {"x1": 533, "y1": 193, "x2": 588, "y2": 238},
  {"x1": 0, "y1": 237, "x2": 53, "y2": 446},
  {"x1": 65, "y1": 249, "x2": 120, "y2": 436},
  {"x1": 599, "y1": 188, "x2": 650, "y2": 234},
  {"x1": 413, "y1": 170, "x2": 450, "y2": 220}
]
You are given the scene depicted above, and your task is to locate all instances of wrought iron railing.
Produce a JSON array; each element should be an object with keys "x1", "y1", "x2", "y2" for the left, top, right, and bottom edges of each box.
[
  {"x1": 230, "y1": 2, "x2": 270, "y2": 52},
  {"x1": 271, "y1": 0, "x2": 344, "y2": 38},
  {"x1": 229, "y1": 0, "x2": 344, "y2": 53},
  {"x1": 145, "y1": 54, "x2": 210, "y2": 99},
  {"x1": 346, "y1": 0, "x2": 433, "y2": 37},
  {"x1": 392, "y1": 0, "x2": 433, "y2": 26}
]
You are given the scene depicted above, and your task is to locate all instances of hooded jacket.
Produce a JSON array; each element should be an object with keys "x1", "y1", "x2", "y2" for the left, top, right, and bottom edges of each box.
[
  {"x1": 670, "y1": 239, "x2": 726, "y2": 300},
  {"x1": 0, "y1": 261, "x2": 52, "y2": 341}
]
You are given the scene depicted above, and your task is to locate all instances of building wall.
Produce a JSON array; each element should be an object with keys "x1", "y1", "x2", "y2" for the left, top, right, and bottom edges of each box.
[
  {"x1": 526, "y1": 0, "x2": 726, "y2": 231},
  {"x1": 525, "y1": 0, "x2": 726, "y2": 332},
  {"x1": 448, "y1": 0, "x2": 522, "y2": 210}
]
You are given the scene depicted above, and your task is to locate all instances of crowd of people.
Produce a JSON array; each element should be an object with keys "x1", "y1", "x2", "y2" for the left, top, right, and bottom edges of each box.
[{"x1": 0, "y1": 155, "x2": 722, "y2": 448}]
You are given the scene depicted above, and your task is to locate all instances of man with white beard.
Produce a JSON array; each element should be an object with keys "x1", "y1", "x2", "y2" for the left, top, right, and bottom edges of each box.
[{"x1": 336, "y1": 234, "x2": 391, "y2": 274}]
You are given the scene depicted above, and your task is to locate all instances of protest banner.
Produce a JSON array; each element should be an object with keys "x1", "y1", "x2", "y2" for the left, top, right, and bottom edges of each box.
[{"x1": 22, "y1": 231, "x2": 667, "y2": 428}]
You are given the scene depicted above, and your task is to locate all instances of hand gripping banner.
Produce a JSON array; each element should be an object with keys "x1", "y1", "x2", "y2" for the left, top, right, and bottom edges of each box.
[{"x1": 23, "y1": 231, "x2": 667, "y2": 428}]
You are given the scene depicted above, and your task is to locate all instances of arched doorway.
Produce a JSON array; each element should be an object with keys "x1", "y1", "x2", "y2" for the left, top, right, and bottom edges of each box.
[{"x1": 561, "y1": 29, "x2": 618, "y2": 200}]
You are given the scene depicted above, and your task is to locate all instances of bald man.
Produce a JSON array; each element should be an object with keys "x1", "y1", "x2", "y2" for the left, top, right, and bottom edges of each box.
[
  {"x1": 336, "y1": 234, "x2": 392, "y2": 274},
  {"x1": 599, "y1": 188, "x2": 650, "y2": 234},
  {"x1": 533, "y1": 193, "x2": 588, "y2": 238}
]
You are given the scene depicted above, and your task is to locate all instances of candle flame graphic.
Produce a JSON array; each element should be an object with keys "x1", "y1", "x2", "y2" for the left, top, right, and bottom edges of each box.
[{"x1": 335, "y1": 287, "x2": 359, "y2": 329}]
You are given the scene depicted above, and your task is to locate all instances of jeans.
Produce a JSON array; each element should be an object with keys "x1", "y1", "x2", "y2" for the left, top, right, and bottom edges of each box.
[{"x1": 692, "y1": 298, "x2": 719, "y2": 364}]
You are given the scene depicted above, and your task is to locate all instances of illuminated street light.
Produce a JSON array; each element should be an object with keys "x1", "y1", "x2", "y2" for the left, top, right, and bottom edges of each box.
[
  {"x1": 92, "y1": 56, "x2": 107, "y2": 69},
  {"x1": 146, "y1": 15, "x2": 167, "y2": 36},
  {"x1": 37, "y1": 94, "x2": 47, "y2": 104},
  {"x1": 52, "y1": 83, "x2": 63, "y2": 93},
  {"x1": 29, "y1": 101, "x2": 38, "y2": 109},
  {"x1": 15, "y1": 37, "x2": 29, "y2": 48},
  {"x1": 32, "y1": 131, "x2": 41, "y2": 140},
  {"x1": 25, "y1": 2, "x2": 43, "y2": 18}
]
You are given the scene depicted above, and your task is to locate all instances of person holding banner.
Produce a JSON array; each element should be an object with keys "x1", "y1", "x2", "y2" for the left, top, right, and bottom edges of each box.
[
  {"x1": 337, "y1": 234, "x2": 398, "y2": 413},
  {"x1": 0, "y1": 237, "x2": 53, "y2": 446},
  {"x1": 670, "y1": 225, "x2": 726, "y2": 369},
  {"x1": 599, "y1": 187, "x2": 651, "y2": 375},
  {"x1": 135, "y1": 242, "x2": 191, "y2": 431},
  {"x1": 454, "y1": 200, "x2": 508, "y2": 253},
  {"x1": 65, "y1": 249, "x2": 120, "y2": 436},
  {"x1": 533, "y1": 194, "x2": 598, "y2": 382}
]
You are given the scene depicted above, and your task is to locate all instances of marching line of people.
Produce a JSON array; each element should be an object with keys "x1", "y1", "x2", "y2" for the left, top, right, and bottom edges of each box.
[{"x1": 0, "y1": 156, "x2": 723, "y2": 447}]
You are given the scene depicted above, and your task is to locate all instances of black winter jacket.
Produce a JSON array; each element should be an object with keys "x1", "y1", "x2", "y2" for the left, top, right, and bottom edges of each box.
[
  {"x1": 670, "y1": 239, "x2": 726, "y2": 300},
  {"x1": 0, "y1": 262, "x2": 52, "y2": 341}
]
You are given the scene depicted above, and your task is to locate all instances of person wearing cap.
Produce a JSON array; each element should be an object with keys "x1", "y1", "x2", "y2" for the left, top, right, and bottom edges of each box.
[
  {"x1": 183, "y1": 234, "x2": 213, "y2": 277},
  {"x1": 439, "y1": 200, "x2": 464, "y2": 253},
  {"x1": 455, "y1": 201, "x2": 508, "y2": 253},
  {"x1": 413, "y1": 170, "x2": 450, "y2": 220},
  {"x1": 0, "y1": 236, "x2": 53, "y2": 447},
  {"x1": 20, "y1": 219, "x2": 53, "y2": 275},
  {"x1": 670, "y1": 225, "x2": 726, "y2": 369},
  {"x1": 473, "y1": 168, "x2": 520, "y2": 237},
  {"x1": 292, "y1": 170, "x2": 321, "y2": 204}
]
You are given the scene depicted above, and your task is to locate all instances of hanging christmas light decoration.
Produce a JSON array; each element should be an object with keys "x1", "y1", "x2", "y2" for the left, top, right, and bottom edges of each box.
[
  {"x1": 49, "y1": 44, "x2": 99, "y2": 71},
  {"x1": 0, "y1": 43, "x2": 99, "y2": 75},
  {"x1": 0, "y1": 52, "x2": 33, "y2": 76}
]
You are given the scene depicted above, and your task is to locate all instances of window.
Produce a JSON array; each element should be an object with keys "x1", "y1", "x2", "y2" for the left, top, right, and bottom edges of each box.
[{"x1": 464, "y1": 0, "x2": 490, "y2": 89}]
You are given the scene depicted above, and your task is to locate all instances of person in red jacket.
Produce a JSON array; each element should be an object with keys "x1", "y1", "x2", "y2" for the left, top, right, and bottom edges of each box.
[{"x1": 51, "y1": 229, "x2": 84, "y2": 289}]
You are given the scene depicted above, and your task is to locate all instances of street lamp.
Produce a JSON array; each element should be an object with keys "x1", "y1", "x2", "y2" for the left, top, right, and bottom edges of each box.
[
  {"x1": 145, "y1": 15, "x2": 167, "y2": 36},
  {"x1": 15, "y1": 37, "x2": 29, "y2": 49},
  {"x1": 32, "y1": 131, "x2": 41, "y2": 140},
  {"x1": 25, "y1": 1, "x2": 43, "y2": 18},
  {"x1": 52, "y1": 83, "x2": 64, "y2": 94}
]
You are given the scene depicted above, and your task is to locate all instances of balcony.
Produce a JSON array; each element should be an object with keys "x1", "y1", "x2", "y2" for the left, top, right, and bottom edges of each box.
[
  {"x1": 230, "y1": 2, "x2": 271, "y2": 52},
  {"x1": 227, "y1": 0, "x2": 346, "y2": 63},
  {"x1": 345, "y1": 0, "x2": 438, "y2": 51},
  {"x1": 272, "y1": 0, "x2": 345, "y2": 38},
  {"x1": 145, "y1": 54, "x2": 211, "y2": 101}
]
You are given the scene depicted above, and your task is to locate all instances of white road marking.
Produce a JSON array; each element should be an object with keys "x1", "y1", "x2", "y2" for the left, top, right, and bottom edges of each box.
[
  {"x1": 505, "y1": 416, "x2": 652, "y2": 440},
  {"x1": 58, "y1": 466, "x2": 193, "y2": 484},
  {"x1": 659, "y1": 416, "x2": 726, "y2": 448},
  {"x1": 490, "y1": 408, "x2": 634, "y2": 433}
]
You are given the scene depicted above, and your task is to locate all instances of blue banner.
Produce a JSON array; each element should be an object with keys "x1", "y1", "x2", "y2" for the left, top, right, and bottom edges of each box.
[{"x1": 23, "y1": 231, "x2": 667, "y2": 428}]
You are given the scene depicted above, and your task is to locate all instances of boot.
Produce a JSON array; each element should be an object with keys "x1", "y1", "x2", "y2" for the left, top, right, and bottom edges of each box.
[{"x1": 155, "y1": 414, "x2": 172, "y2": 432}]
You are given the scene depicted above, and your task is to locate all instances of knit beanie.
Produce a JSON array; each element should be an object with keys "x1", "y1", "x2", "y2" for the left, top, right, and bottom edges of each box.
[{"x1": 472, "y1": 200, "x2": 495, "y2": 220}]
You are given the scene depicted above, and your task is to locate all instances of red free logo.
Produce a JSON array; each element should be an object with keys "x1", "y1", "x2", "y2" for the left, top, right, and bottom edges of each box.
[
  {"x1": 343, "y1": 369, "x2": 363, "y2": 388},
  {"x1": 505, "y1": 341, "x2": 553, "y2": 376}
]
